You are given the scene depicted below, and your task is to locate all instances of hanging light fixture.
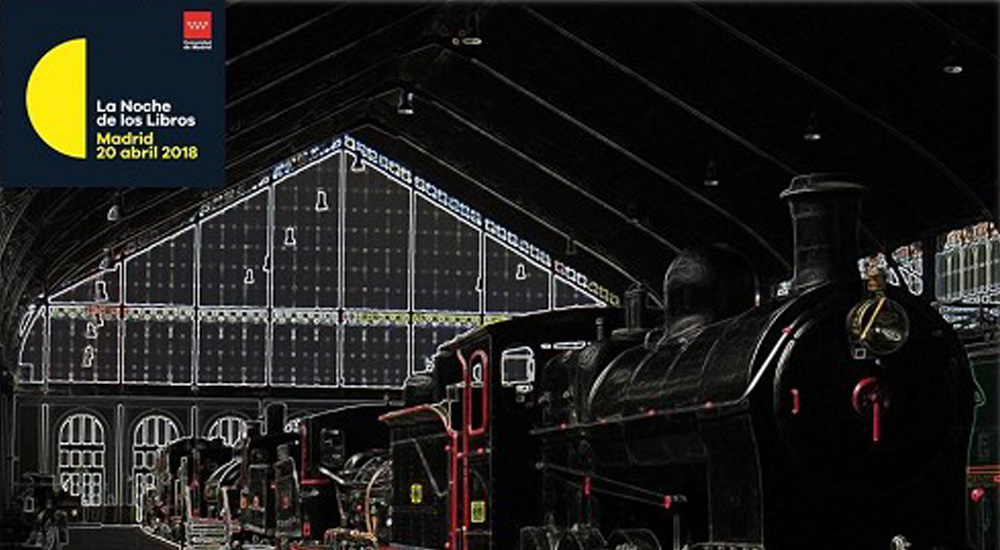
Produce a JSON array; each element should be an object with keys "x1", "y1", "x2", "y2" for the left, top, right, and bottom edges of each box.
[
  {"x1": 942, "y1": 40, "x2": 963, "y2": 75},
  {"x1": 565, "y1": 236, "x2": 577, "y2": 256},
  {"x1": 803, "y1": 111, "x2": 822, "y2": 141},
  {"x1": 703, "y1": 160, "x2": 720, "y2": 187},
  {"x1": 107, "y1": 192, "x2": 122, "y2": 222},
  {"x1": 460, "y1": 11, "x2": 482, "y2": 46},
  {"x1": 99, "y1": 247, "x2": 114, "y2": 269},
  {"x1": 397, "y1": 90, "x2": 415, "y2": 115}
]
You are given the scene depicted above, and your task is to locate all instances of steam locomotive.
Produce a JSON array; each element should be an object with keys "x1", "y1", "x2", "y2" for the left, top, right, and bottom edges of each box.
[
  {"x1": 143, "y1": 436, "x2": 233, "y2": 544},
  {"x1": 144, "y1": 175, "x2": 975, "y2": 550}
]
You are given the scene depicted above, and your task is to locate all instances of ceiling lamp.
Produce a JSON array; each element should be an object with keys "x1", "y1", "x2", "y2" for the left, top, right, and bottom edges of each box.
[
  {"x1": 565, "y1": 236, "x2": 577, "y2": 256},
  {"x1": 99, "y1": 247, "x2": 113, "y2": 269},
  {"x1": 107, "y1": 192, "x2": 123, "y2": 222},
  {"x1": 803, "y1": 111, "x2": 822, "y2": 141},
  {"x1": 397, "y1": 90, "x2": 415, "y2": 115},
  {"x1": 942, "y1": 56, "x2": 963, "y2": 75},
  {"x1": 942, "y1": 40, "x2": 963, "y2": 75},
  {"x1": 703, "y1": 160, "x2": 720, "y2": 187},
  {"x1": 455, "y1": 12, "x2": 482, "y2": 46}
]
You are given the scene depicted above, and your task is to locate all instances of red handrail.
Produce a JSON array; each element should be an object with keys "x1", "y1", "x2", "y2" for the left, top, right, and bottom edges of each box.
[
  {"x1": 457, "y1": 348, "x2": 490, "y2": 550},
  {"x1": 459, "y1": 349, "x2": 490, "y2": 437}
]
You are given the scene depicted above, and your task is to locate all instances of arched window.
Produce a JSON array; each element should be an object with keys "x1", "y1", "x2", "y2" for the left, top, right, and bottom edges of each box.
[
  {"x1": 206, "y1": 415, "x2": 246, "y2": 447},
  {"x1": 57, "y1": 413, "x2": 106, "y2": 507},
  {"x1": 132, "y1": 414, "x2": 180, "y2": 521}
]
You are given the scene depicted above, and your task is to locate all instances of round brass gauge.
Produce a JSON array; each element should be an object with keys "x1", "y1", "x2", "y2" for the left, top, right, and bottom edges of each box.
[{"x1": 847, "y1": 295, "x2": 910, "y2": 355}]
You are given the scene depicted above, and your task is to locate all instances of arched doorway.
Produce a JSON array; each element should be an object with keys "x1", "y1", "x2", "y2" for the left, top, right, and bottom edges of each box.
[
  {"x1": 132, "y1": 414, "x2": 180, "y2": 522},
  {"x1": 57, "y1": 413, "x2": 106, "y2": 509}
]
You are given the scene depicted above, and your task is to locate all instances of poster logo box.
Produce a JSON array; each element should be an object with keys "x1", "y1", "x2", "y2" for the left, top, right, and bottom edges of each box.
[{"x1": 0, "y1": 0, "x2": 225, "y2": 188}]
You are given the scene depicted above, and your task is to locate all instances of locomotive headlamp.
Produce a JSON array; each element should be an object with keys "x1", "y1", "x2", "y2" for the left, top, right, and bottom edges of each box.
[{"x1": 848, "y1": 294, "x2": 910, "y2": 355}]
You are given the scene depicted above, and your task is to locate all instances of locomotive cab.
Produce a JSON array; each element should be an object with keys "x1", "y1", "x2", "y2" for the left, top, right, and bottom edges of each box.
[
  {"x1": 243, "y1": 432, "x2": 298, "y2": 539},
  {"x1": 384, "y1": 307, "x2": 625, "y2": 550},
  {"x1": 275, "y1": 403, "x2": 393, "y2": 547}
]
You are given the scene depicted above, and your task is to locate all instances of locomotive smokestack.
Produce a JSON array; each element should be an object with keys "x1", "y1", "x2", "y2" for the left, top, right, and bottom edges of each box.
[
  {"x1": 780, "y1": 174, "x2": 866, "y2": 293},
  {"x1": 611, "y1": 284, "x2": 649, "y2": 341},
  {"x1": 264, "y1": 402, "x2": 287, "y2": 436},
  {"x1": 624, "y1": 285, "x2": 647, "y2": 330}
]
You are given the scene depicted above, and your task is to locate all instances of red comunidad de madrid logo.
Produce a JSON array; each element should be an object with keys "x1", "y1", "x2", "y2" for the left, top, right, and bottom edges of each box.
[{"x1": 183, "y1": 11, "x2": 212, "y2": 49}]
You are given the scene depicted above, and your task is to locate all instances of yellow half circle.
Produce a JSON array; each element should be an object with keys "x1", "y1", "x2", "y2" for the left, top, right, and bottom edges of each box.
[{"x1": 26, "y1": 38, "x2": 87, "y2": 159}]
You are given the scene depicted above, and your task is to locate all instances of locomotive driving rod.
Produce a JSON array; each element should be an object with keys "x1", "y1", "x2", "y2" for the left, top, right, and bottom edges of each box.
[{"x1": 536, "y1": 462, "x2": 688, "y2": 510}]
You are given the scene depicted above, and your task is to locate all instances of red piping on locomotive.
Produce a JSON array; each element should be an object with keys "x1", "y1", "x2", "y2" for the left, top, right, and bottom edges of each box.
[{"x1": 299, "y1": 422, "x2": 330, "y2": 487}]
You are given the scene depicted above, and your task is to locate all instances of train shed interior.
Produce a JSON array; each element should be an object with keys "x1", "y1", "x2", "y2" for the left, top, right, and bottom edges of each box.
[{"x1": 0, "y1": 2, "x2": 997, "y2": 550}]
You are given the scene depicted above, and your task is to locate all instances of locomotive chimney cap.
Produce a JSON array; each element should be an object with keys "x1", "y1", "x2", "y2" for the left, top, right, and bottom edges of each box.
[
  {"x1": 780, "y1": 173, "x2": 867, "y2": 293},
  {"x1": 780, "y1": 173, "x2": 866, "y2": 199}
]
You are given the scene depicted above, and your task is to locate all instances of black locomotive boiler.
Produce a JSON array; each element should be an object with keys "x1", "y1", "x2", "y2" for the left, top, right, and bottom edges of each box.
[{"x1": 392, "y1": 174, "x2": 974, "y2": 550}]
